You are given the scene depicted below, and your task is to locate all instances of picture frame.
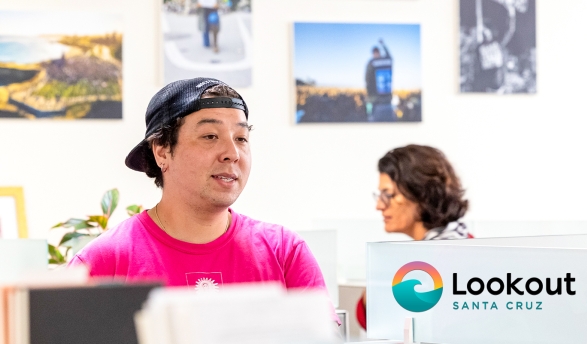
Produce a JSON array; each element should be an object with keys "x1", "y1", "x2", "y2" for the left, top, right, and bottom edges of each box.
[
  {"x1": 0, "y1": 11, "x2": 124, "y2": 119},
  {"x1": 459, "y1": 0, "x2": 536, "y2": 94},
  {"x1": 293, "y1": 22, "x2": 422, "y2": 123},
  {"x1": 0, "y1": 187, "x2": 28, "y2": 238},
  {"x1": 161, "y1": 0, "x2": 253, "y2": 88}
]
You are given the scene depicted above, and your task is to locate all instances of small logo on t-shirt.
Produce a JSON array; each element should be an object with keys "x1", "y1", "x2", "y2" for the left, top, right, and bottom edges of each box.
[
  {"x1": 195, "y1": 277, "x2": 219, "y2": 292},
  {"x1": 186, "y1": 272, "x2": 223, "y2": 293}
]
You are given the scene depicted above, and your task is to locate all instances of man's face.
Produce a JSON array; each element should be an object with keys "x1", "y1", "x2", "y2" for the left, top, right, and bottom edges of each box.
[{"x1": 163, "y1": 106, "x2": 251, "y2": 209}]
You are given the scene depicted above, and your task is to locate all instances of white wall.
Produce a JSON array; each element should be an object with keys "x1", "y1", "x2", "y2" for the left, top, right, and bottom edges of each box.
[{"x1": 2, "y1": 0, "x2": 587, "y2": 244}]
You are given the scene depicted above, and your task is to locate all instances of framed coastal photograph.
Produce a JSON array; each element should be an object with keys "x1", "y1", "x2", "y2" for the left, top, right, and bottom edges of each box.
[
  {"x1": 162, "y1": 0, "x2": 252, "y2": 87},
  {"x1": 0, "y1": 11, "x2": 123, "y2": 119},
  {"x1": 0, "y1": 187, "x2": 28, "y2": 239},
  {"x1": 460, "y1": 0, "x2": 536, "y2": 93},
  {"x1": 293, "y1": 22, "x2": 421, "y2": 123}
]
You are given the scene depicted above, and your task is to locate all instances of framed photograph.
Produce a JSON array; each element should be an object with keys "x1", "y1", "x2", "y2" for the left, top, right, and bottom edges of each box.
[
  {"x1": 0, "y1": 11, "x2": 123, "y2": 119},
  {"x1": 293, "y1": 22, "x2": 422, "y2": 123},
  {"x1": 0, "y1": 187, "x2": 28, "y2": 239},
  {"x1": 162, "y1": 0, "x2": 252, "y2": 88},
  {"x1": 460, "y1": 0, "x2": 536, "y2": 93}
]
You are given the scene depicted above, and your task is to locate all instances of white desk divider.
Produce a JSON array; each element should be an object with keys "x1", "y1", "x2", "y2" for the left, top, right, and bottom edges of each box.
[
  {"x1": 367, "y1": 235, "x2": 587, "y2": 343},
  {"x1": 0, "y1": 239, "x2": 47, "y2": 284},
  {"x1": 297, "y1": 229, "x2": 339, "y2": 308}
]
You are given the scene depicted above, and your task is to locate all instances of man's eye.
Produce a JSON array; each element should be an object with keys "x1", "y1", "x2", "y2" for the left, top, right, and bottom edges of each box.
[
  {"x1": 236, "y1": 137, "x2": 248, "y2": 142},
  {"x1": 203, "y1": 134, "x2": 218, "y2": 140}
]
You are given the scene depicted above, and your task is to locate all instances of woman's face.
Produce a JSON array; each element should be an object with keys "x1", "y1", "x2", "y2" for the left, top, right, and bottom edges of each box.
[{"x1": 376, "y1": 173, "x2": 421, "y2": 235}]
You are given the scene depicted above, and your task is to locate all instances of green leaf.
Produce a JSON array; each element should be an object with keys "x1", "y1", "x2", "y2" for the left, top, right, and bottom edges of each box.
[
  {"x1": 59, "y1": 232, "x2": 89, "y2": 246},
  {"x1": 126, "y1": 204, "x2": 143, "y2": 217},
  {"x1": 101, "y1": 189, "x2": 119, "y2": 218},
  {"x1": 48, "y1": 244, "x2": 61, "y2": 257},
  {"x1": 48, "y1": 244, "x2": 66, "y2": 265},
  {"x1": 73, "y1": 220, "x2": 96, "y2": 231},
  {"x1": 88, "y1": 215, "x2": 108, "y2": 230},
  {"x1": 52, "y1": 218, "x2": 87, "y2": 229}
]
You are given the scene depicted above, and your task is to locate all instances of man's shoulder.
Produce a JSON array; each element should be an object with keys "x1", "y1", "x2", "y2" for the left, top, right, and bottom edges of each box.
[
  {"x1": 68, "y1": 212, "x2": 149, "y2": 274},
  {"x1": 76, "y1": 212, "x2": 148, "y2": 255},
  {"x1": 234, "y1": 211, "x2": 302, "y2": 243}
]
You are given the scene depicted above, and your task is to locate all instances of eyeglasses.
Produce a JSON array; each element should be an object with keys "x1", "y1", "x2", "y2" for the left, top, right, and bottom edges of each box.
[{"x1": 373, "y1": 190, "x2": 397, "y2": 207}]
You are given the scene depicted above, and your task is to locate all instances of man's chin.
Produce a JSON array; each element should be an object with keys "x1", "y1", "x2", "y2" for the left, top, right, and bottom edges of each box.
[{"x1": 207, "y1": 195, "x2": 239, "y2": 209}]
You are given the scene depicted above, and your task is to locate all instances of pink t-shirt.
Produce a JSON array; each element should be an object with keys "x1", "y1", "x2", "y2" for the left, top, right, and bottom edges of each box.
[{"x1": 70, "y1": 210, "x2": 338, "y2": 322}]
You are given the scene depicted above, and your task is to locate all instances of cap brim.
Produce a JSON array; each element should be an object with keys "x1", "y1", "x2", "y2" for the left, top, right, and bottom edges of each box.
[{"x1": 125, "y1": 140, "x2": 149, "y2": 172}]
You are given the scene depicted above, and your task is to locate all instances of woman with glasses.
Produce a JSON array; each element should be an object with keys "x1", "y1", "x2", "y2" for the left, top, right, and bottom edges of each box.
[{"x1": 357, "y1": 144, "x2": 471, "y2": 330}]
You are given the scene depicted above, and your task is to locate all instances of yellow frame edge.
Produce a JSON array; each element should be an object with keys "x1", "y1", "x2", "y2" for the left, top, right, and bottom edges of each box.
[{"x1": 0, "y1": 186, "x2": 28, "y2": 238}]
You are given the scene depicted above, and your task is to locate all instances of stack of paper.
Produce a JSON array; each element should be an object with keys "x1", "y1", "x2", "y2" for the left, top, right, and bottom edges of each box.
[{"x1": 135, "y1": 283, "x2": 340, "y2": 344}]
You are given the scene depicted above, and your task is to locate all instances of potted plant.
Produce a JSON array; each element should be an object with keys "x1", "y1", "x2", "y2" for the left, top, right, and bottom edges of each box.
[{"x1": 48, "y1": 189, "x2": 143, "y2": 265}]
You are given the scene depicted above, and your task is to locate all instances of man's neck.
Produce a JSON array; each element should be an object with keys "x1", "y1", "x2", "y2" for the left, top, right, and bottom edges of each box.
[{"x1": 148, "y1": 195, "x2": 231, "y2": 244}]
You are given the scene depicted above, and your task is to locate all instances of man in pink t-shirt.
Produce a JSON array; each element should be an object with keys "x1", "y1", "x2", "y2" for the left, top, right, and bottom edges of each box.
[
  {"x1": 71, "y1": 208, "x2": 325, "y2": 290},
  {"x1": 70, "y1": 77, "x2": 338, "y2": 324}
]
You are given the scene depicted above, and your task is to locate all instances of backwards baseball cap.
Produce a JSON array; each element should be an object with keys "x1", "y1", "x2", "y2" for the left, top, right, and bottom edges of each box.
[{"x1": 125, "y1": 77, "x2": 248, "y2": 172}]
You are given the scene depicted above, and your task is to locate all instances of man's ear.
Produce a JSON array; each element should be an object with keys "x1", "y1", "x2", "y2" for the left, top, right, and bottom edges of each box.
[{"x1": 152, "y1": 142, "x2": 171, "y2": 166}]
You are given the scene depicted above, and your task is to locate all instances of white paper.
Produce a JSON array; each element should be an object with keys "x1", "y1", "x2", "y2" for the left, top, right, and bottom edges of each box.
[{"x1": 139, "y1": 283, "x2": 337, "y2": 344}]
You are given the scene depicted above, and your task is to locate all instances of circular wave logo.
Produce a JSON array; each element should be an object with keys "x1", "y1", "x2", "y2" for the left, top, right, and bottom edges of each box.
[{"x1": 392, "y1": 261, "x2": 443, "y2": 312}]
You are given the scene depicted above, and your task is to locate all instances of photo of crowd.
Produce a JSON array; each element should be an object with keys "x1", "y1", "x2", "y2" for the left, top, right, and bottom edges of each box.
[{"x1": 460, "y1": 0, "x2": 536, "y2": 94}]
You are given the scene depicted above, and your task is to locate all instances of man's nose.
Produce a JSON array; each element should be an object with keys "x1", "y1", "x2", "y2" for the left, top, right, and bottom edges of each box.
[{"x1": 220, "y1": 138, "x2": 240, "y2": 162}]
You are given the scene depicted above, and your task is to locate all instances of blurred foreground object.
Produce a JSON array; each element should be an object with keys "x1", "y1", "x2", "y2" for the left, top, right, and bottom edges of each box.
[
  {"x1": 1, "y1": 268, "x2": 158, "y2": 344},
  {"x1": 135, "y1": 283, "x2": 341, "y2": 344}
]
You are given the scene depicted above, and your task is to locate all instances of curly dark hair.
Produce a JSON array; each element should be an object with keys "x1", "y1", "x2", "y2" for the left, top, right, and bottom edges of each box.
[
  {"x1": 378, "y1": 144, "x2": 468, "y2": 230},
  {"x1": 144, "y1": 84, "x2": 242, "y2": 187}
]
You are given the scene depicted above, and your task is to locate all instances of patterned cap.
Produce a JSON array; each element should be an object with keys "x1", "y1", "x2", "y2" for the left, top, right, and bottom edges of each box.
[{"x1": 125, "y1": 77, "x2": 248, "y2": 172}]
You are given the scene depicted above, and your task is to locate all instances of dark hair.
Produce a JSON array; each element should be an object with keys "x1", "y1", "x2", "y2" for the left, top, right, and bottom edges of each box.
[
  {"x1": 144, "y1": 84, "x2": 242, "y2": 187},
  {"x1": 378, "y1": 144, "x2": 468, "y2": 230},
  {"x1": 372, "y1": 47, "x2": 380, "y2": 54}
]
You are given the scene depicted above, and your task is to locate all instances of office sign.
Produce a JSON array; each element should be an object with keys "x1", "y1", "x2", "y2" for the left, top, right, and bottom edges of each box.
[{"x1": 367, "y1": 242, "x2": 587, "y2": 343}]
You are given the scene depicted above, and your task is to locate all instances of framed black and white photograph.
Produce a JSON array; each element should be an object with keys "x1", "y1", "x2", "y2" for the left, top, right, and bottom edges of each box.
[{"x1": 460, "y1": 0, "x2": 536, "y2": 94}]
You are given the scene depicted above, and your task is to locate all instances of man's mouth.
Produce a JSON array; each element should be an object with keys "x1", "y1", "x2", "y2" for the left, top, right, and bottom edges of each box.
[{"x1": 212, "y1": 174, "x2": 238, "y2": 182}]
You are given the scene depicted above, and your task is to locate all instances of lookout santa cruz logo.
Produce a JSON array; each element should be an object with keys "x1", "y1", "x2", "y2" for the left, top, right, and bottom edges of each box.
[
  {"x1": 392, "y1": 261, "x2": 443, "y2": 312},
  {"x1": 391, "y1": 261, "x2": 578, "y2": 312}
]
